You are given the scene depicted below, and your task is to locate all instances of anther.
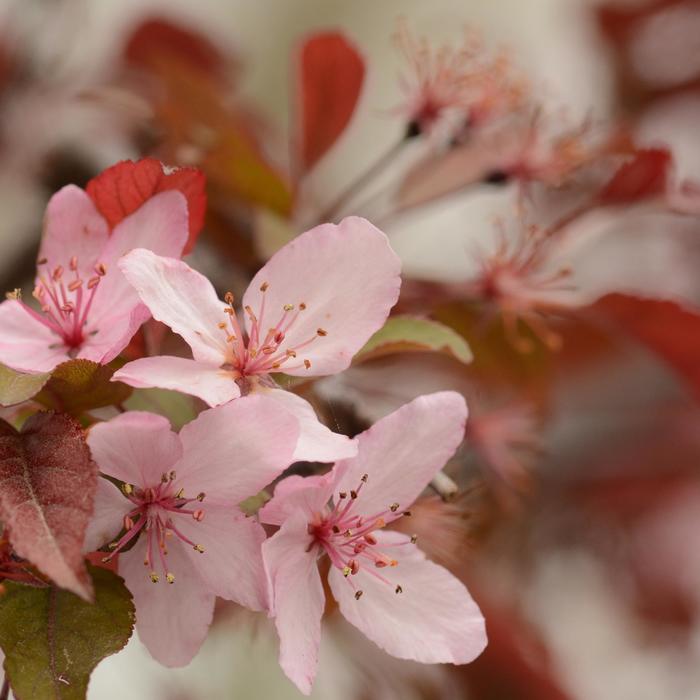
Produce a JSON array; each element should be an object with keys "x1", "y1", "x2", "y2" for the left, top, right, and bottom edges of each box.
[
  {"x1": 68, "y1": 280, "x2": 82, "y2": 292},
  {"x1": 299, "y1": 302, "x2": 307, "y2": 310},
  {"x1": 150, "y1": 572, "x2": 160, "y2": 583},
  {"x1": 52, "y1": 266, "x2": 64, "y2": 280},
  {"x1": 224, "y1": 291, "x2": 235, "y2": 304},
  {"x1": 332, "y1": 525, "x2": 340, "y2": 534},
  {"x1": 218, "y1": 322, "x2": 227, "y2": 329},
  {"x1": 87, "y1": 276, "x2": 100, "y2": 289},
  {"x1": 390, "y1": 503, "x2": 400, "y2": 512},
  {"x1": 343, "y1": 530, "x2": 353, "y2": 537},
  {"x1": 304, "y1": 360, "x2": 311, "y2": 369},
  {"x1": 193, "y1": 544, "x2": 205, "y2": 553},
  {"x1": 168, "y1": 470, "x2": 176, "y2": 481},
  {"x1": 364, "y1": 534, "x2": 377, "y2": 545},
  {"x1": 37, "y1": 257, "x2": 47, "y2": 265},
  {"x1": 338, "y1": 492, "x2": 347, "y2": 500},
  {"x1": 395, "y1": 585, "x2": 403, "y2": 594},
  {"x1": 123, "y1": 516, "x2": 134, "y2": 531},
  {"x1": 122, "y1": 483, "x2": 133, "y2": 496},
  {"x1": 350, "y1": 490, "x2": 358, "y2": 500},
  {"x1": 197, "y1": 492, "x2": 206, "y2": 501},
  {"x1": 286, "y1": 349, "x2": 297, "y2": 358},
  {"x1": 342, "y1": 566, "x2": 352, "y2": 577},
  {"x1": 95, "y1": 263, "x2": 107, "y2": 276},
  {"x1": 193, "y1": 510, "x2": 205, "y2": 522},
  {"x1": 260, "y1": 282, "x2": 269, "y2": 292},
  {"x1": 355, "y1": 590, "x2": 363, "y2": 600},
  {"x1": 283, "y1": 303, "x2": 294, "y2": 311},
  {"x1": 403, "y1": 510, "x2": 412, "y2": 517},
  {"x1": 69, "y1": 256, "x2": 78, "y2": 271},
  {"x1": 410, "y1": 534, "x2": 418, "y2": 544},
  {"x1": 166, "y1": 573, "x2": 175, "y2": 584},
  {"x1": 361, "y1": 474, "x2": 368, "y2": 483},
  {"x1": 175, "y1": 488, "x2": 185, "y2": 498},
  {"x1": 349, "y1": 559, "x2": 359, "y2": 575},
  {"x1": 161, "y1": 473, "x2": 170, "y2": 483},
  {"x1": 317, "y1": 328, "x2": 327, "y2": 336}
]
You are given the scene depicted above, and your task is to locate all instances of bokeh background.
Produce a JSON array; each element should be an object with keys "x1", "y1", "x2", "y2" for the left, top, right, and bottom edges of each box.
[{"x1": 1, "y1": 1, "x2": 700, "y2": 698}]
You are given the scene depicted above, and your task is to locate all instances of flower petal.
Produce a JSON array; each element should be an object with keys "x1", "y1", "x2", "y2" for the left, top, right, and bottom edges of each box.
[
  {"x1": 87, "y1": 411, "x2": 182, "y2": 487},
  {"x1": 119, "y1": 539, "x2": 215, "y2": 667},
  {"x1": 0, "y1": 300, "x2": 70, "y2": 373},
  {"x1": 258, "y1": 472, "x2": 337, "y2": 527},
  {"x1": 243, "y1": 217, "x2": 401, "y2": 376},
  {"x1": 174, "y1": 394, "x2": 299, "y2": 505},
  {"x1": 174, "y1": 504, "x2": 267, "y2": 610},
  {"x1": 90, "y1": 191, "x2": 190, "y2": 324},
  {"x1": 328, "y1": 532, "x2": 486, "y2": 664},
  {"x1": 83, "y1": 478, "x2": 132, "y2": 552},
  {"x1": 37, "y1": 185, "x2": 109, "y2": 281},
  {"x1": 258, "y1": 387, "x2": 357, "y2": 462},
  {"x1": 118, "y1": 249, "x2": 228, "y2": 364},
  {"x1": 113, "y1": 355, "x2": 239, "y2": 406},
  {"x1": 262, "y1": 511, "x2": 325, "y2": 695},
  {"x1": 332, "y1": 392, "x2": 467, "y2": 520}
]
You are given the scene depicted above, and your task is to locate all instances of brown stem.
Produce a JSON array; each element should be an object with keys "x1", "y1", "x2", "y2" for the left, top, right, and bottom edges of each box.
[
  {"x1": 1, "y1": 676, "x2": 10, "y2": 700},
  {"x1": 316, "y1": 136, "x2": 408, "y2": 224}
]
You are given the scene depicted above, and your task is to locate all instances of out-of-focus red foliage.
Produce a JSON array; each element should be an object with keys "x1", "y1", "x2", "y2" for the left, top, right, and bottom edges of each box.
[
  {"x1": 295, "y1": 32, "x2": 365, "y2": 174},
  {"x1": 592, "y1": 293, "x2": 700, "y2": 401},
  {"x1": 86, "y1": 157, "x2": 207, "y2": 254},
  {"x1": 599, "y1": 147, "x2": 672, "y2": 204}
]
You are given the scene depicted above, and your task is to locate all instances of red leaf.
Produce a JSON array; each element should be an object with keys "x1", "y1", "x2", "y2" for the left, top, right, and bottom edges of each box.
[
  {"x1": 592, "y1": 293, "x2": 700, "y2": 399},
  {"x1": 599, "y1": 148, "x2": 672, "y2": 204},
  {"x1": 86, "y1": 158, "x2": 207, "y2": 254},
  {"x1": 296, "y1": 32, "x2": 365, "y2": 173},
  {"x1": 124, "y1": 17, "x2": 227, "y2": 79},
  {"x1": 0, "y1": 413, "x2": 97, "y2": 600}
]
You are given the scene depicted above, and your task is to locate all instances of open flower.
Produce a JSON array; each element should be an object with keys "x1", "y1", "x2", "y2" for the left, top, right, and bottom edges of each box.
[
  {"x1": 113, "y1": 216, "x2": 402, "y2": 462},
  {"x1": 84, "y1": 396, "x2": 299, "y2": 667},
  {"x1": 0, "y1": 185, "x2": 188, "y2": 373},
  {"x1": 259, "y1": 392, "x2": 487, "y2": 694}
]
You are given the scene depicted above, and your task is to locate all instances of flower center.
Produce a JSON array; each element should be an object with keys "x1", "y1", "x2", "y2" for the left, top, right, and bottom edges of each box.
[
  {"x1": 309, "y1": 474, "x2": 415, "y2": 599},
  {"x1": 101, "y1": 472, "x2": 206, "y2": 584},
  {"x1": 18, "y1": 257, "x2": 106, "y2": 350},
  {"x1": 216, "y1": 284, "x2": 327, "y2": 378}
]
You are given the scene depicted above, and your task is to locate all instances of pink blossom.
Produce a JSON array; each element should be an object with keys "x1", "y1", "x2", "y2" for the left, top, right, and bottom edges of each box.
[
  {"x1": 0, "y1": 185, "x2": 188, "y2": 373},
  {"x1": 259, "y1": 392, "x2": 487, "y2": 694},
  {"x1": 113, "y1": 216, "x2": 402, "y2": 462},
  {"x1": 84, "y1": 396, "x2": 299, "y2": 667}
]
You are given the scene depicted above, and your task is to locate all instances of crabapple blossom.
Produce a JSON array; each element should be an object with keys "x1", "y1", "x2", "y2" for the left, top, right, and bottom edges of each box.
[
  {"x1": 0, "y1": 185, "x2": 188, "y2": 373},
  {"x1": 259, "y1": 392, "x2": 487, "y2": 695},
  {"x1": 113, "y1": 216, "x2": 401, "y2": 462},
  {"x1": 84, "y1": 396, "x2": 299, "y2": 667}
]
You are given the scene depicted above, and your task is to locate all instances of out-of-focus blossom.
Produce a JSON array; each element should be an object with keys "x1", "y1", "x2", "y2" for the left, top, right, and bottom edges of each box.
[
  {"x1": 84, "y1": 398, "x2": 299, "y2": 667},
  {"x1": 0, "y1": 185, "x2": 188, "y2": 373},
  {"x1": 113, "y1": 216, "x2": 401, "y2": 461},
  {"x1": 260, "y1": 392, "x2": 486, "y2": 695},
  {"x1": 393, "y1": 21, "x2": 527, "y2": 137}
]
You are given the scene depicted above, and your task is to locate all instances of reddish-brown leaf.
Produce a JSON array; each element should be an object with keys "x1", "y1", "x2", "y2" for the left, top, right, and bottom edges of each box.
[
  {"x1": 599, "y1": 148, "x2": 672, "y2": 204},
  {"x1": 296, "y1": 32, "x2": 365, "y2": 173},
  {"x1": 0, "y1": 412, "x2": 97, "y2": 600},
  {"x1": 86, "y1": 158, "x2": 207, "y2": 254},
  {"x1": 124, "y1": 17, "x2": 228, "y2": 79},
  {"x1": 591, "y1": 293, "x2": 700, "y2": 400}
]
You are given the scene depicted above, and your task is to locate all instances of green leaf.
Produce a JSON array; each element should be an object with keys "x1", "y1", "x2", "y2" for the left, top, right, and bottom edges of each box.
[
  {"x1": 35, "y1": 360, "x2": 132, "y2": 416},
  {"x1": 0, "y1": 364, "x2": 51, "y2": 407},
  {"x1": 0, "y1": 565, "x2": 135, "y2": 700},
  {"x1": 355, "y1": 316, "x2": 473, "y2": 365},
  {"x1": 239, "y1": 489, "x2": 270, "y2": 516},
  {"x1": 123, "y1": 387, "x2": 198, "y2": 430}
]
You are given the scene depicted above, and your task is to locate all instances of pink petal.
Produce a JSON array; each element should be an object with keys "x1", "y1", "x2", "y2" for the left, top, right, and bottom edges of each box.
[
  {"x1": 113, "y1": 355, "x2": 239, "y2": 406},
  {"x1": 332, "y1": 392, "x2": 467, "y2": 520},
  {"x1": 174, "y1": 395, "x2": 299, "y2": 505},
  {"x1": 262, "y1": 511, "x2": 325, "y2": 695},
  {"x1": 118, "y1": 249, "x2": 228, "y2": 364},
  {"x1": 259, "y1": 388, "x2": 357, "y2": 462},
  {"x1": 173, "y1": 504, "x2": 267, "y2": 610},
  {"x1": 119, "y1": 538, "x2": 215, "y2": 667},
  {"x1": 258, "y1": 472, "x2": 337, "y2": 527},
  {"x1": 87, "y1": 411, "x2": 182, "y2": 487},
  {"x1": 328, "y1": 531, "x2": 486, "y2": 664},
  {"x1": 243, "y1": 217, "x2": 401, "y2": 377},
  {"x1": 78, "y1": 304, "x2": 151, "y2": 366},
  {"x1": 0, "y1": 300, "x2": 70, "y2": 373},
  {"x1": 37, "y1": 185, "x2": 109, "y2": 281},
  {"x1": 90, "y1": 191, "x2": 189, "y2": 324},
  {"x1": 83, "y1": 478, "x2": 132, "y2": 552}
]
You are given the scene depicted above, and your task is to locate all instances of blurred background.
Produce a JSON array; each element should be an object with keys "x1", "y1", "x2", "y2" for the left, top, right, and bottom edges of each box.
[{"x1": 2, "y1": 0, "x2": 700, "y2": 698}]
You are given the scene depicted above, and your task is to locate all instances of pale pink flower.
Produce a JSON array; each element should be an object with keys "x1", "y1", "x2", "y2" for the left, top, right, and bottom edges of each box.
[
  {"x1": 0, "y1": 185, "x2": 188, "y2": 373},
  {"x1": 113, "y1": 216, "x2": 402, "y2": 462},
  {"x1": 259, "y1": 392, "x2": 487, "y2": 695},
  {"x1": 84, "y1": 396, "x2": 299, "y2": 667}
]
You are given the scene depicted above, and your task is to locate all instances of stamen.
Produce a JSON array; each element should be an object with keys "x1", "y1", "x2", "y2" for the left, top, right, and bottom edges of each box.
[
  {"x1": 395, "y1": 585, "x2": 403, "y2": 594},
  {"x1": 355, "y1": 590, "x2": 363, "y2": 600}
]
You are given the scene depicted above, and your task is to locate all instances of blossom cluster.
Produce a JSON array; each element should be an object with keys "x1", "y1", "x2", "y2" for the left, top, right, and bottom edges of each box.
[{"x1": 0, "y1": 166, "x2": 486, "y2": 694}]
